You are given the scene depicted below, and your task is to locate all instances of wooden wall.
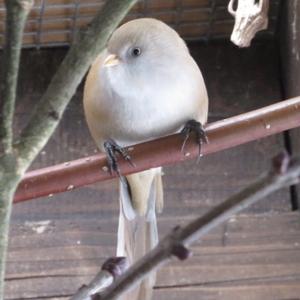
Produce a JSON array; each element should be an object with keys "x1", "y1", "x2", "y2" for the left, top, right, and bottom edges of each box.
[
  {"x1": 0, "y1": 0, "x2": 280, "y2": 47},
  {"x1": 2, "y1": 15, "x2": 300, "y2": 297}
]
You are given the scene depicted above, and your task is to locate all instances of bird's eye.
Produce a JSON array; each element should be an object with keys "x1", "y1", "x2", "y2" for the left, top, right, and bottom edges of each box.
[{"x1": 131, "y1": 47, "x2": 141, "y2": 57}]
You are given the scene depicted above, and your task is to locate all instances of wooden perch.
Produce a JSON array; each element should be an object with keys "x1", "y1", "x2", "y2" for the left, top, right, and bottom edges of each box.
[{"x1": 14, "y1": 96, "x2": 300, "y2": 203}]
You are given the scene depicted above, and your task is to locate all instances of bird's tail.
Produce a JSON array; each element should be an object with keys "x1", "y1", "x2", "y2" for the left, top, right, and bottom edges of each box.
[{"x1": 117, "y1": 167, "x2": 163, "y2": 300}]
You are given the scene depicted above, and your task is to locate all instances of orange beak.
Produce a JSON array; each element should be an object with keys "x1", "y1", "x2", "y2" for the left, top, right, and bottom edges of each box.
[{"x1": 103, "y1": 54, "x2": 120, "y2": 67}]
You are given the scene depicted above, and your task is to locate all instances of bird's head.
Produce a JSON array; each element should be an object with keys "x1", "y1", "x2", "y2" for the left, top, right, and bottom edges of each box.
[{"x1": 103, "y1": 18, "x2": 189, "y2": 77}]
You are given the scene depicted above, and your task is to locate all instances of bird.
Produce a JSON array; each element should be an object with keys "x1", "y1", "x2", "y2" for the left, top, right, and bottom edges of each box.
[{"x1": 83, "y1": 18, "x2": 208, "y2": 300}]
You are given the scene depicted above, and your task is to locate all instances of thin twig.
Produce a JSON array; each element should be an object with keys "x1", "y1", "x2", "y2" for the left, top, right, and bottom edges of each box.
[
  {"x1": 92, "y1": 152, "x2": 300, "y2": 300},
  {"x1": 71, "y1": 257, "x2": 127, "y2": 300},
  {"x1": 15, "y1": 0, "x2": 137, "y2": 172},
  {"x1": 0, "y1": 0, "x2": 33, "y2": 153}
]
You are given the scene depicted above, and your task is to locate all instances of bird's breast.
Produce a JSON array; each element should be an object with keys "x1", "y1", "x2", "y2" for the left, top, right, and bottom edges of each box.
[{"x1": 87, "y1": 63, "x2": 204, "y2": 148}]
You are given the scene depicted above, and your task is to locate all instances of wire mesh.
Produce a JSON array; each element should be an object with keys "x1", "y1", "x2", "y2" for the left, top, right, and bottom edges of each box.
[{"x1": 0, "y1": 0, "x2": 280, "y2": 49}]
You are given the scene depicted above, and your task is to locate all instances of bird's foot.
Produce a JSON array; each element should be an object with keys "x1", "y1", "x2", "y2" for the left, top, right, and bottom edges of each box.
[
  {"x1": 180, "y1": 120, "x2": 208, "y2": 161},
  {"x1": 103, "y1": 139, "x2": 135, "y2": 176}
]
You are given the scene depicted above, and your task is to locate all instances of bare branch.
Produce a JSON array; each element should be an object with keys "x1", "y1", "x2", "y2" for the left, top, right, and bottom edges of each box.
[
  {"x1": 0, "y1": 1, "x2": 33, "y2": 298},
  {"x1": 0, "y1": 0, "x2": 33, "y2": 153},
  {"x1": 71, "y1": 257, "x2": 127, "y2": 300},
  {"x1": 15, "y1": 0, "x2": 137, "y2": 171},
  {"x1": 93, "y1": 152, "x2": 300, "y2": 300}
]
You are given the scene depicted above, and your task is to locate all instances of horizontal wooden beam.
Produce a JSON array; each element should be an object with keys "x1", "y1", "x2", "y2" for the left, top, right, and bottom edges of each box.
[{"x1": 14, "y1": 96, "x2": 300, "y2": 203}]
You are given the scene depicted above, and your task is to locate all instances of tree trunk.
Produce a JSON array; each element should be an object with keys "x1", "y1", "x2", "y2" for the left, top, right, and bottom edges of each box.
[{"x1": 0, "y1": 155, "x2": 21, "y2": 300}]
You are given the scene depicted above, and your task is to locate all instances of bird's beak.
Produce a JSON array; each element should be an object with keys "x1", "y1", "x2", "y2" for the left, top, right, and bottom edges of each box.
[{"x1": 104, "y1": 54, "x2": 120, "y2": 67}]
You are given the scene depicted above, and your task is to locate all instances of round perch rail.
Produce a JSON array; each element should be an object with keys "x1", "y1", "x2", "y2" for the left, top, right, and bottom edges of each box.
[{"x1": 14, "y1": 96, "x2": 300, "y2": 203}]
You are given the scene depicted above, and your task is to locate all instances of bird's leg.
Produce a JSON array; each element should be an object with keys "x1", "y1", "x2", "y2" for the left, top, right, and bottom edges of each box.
[
  {"x1": 180, "y1": 120, "x2": 208, "y2": 161},
  {"x1": 103, "y1": 139, "x2": 135, "y2": 176}
]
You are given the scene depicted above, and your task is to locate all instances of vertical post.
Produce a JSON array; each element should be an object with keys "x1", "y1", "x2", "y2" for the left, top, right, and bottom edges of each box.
[{"x1": 279, "y1": 0, "x2": 300, "y2": 210}]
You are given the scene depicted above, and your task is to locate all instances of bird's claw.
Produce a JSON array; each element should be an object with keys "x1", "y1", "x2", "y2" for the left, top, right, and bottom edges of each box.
[
  {"x1": 180, "y1": 120, "x2": 208, "y2": 161},
  {"x1": 103, "y1": 139, "x2": 135, "y2": 176}
]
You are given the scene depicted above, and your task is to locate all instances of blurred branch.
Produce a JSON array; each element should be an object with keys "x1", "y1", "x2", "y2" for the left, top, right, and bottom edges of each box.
[
  {"x1": 0, "y1": 0, "x2": 33, "y2": 153},
  {"x1": 71, "y1": 257, "x2": 127, "y2": 300},
  {"x1": 93, "y1": 152, "x2": 300, "y2": 300}
]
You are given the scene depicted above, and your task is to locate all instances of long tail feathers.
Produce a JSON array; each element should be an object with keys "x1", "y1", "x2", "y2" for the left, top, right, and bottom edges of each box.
[{"x1": 117, "y1": 168, "x2": 163, "y2": 300}]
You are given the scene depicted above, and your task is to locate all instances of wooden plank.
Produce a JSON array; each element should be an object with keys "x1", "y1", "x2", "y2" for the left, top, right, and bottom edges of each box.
[
  {"x1": 153, "y1": 283, "x2": 300, "y2": 300},
  {"x1": 6, "y1": 275, "x2": 300, "y2": 300},
  {"x1": 5, "y1": 212, "x2": 300, "y2": 299},
  {"x1": 1, "y1": 15, "x2": 230, "y2": 41}
]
